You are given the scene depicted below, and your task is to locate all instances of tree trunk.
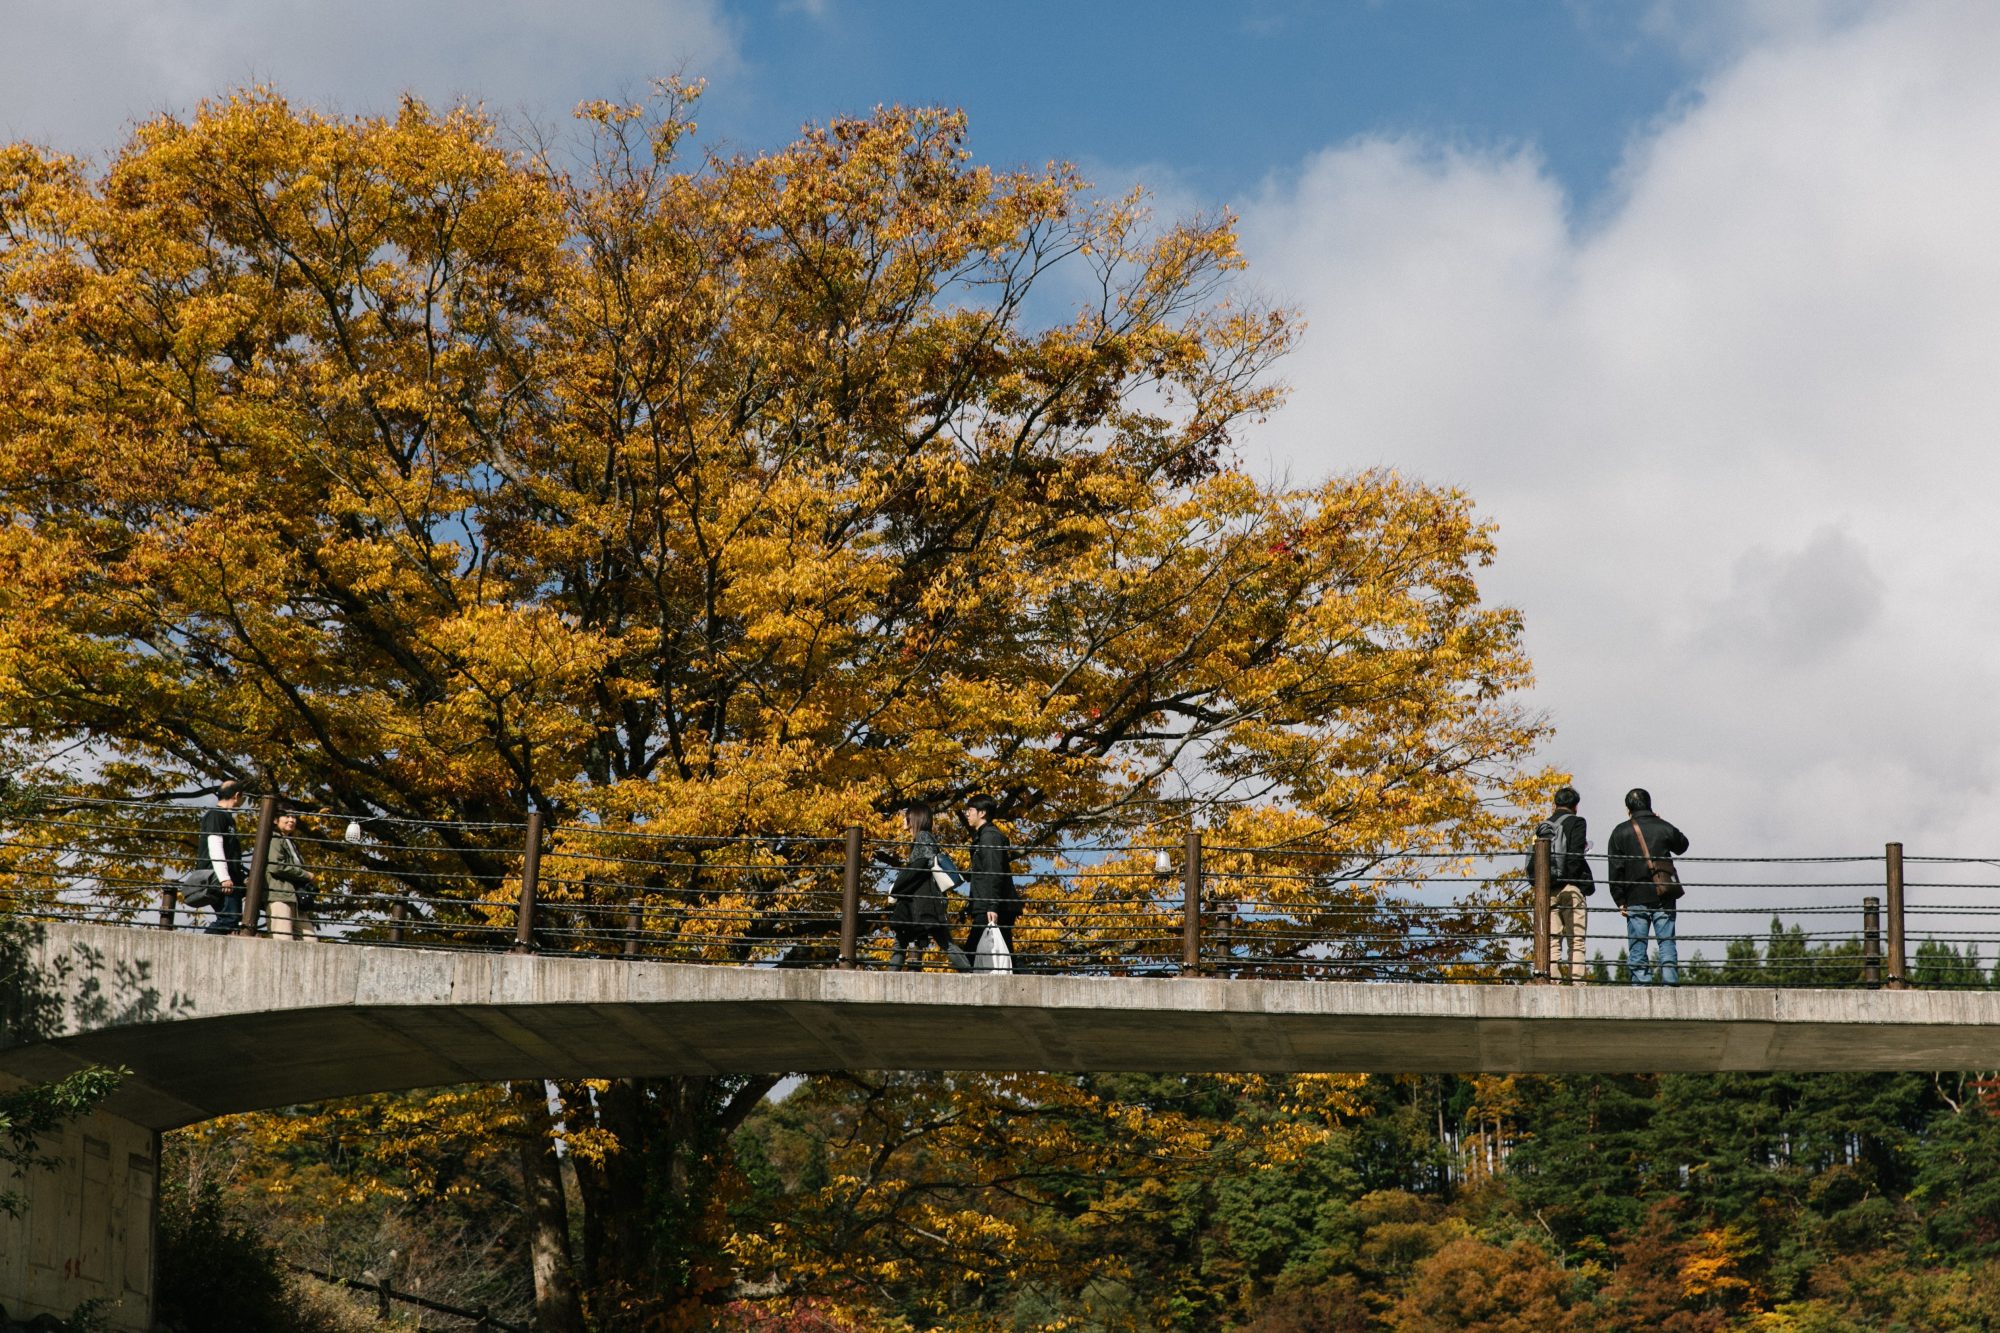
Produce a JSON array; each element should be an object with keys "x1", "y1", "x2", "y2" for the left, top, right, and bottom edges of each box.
[
  {"x1": 512, "y1": 1079, "x2": 588, "y2": 1333},
  {"x1": 567, "y1": 1077, "x2": 649, "y2": 1290},
  {"x1": 562, "y1": 1073, "x2": 781, "y2": 1325}
]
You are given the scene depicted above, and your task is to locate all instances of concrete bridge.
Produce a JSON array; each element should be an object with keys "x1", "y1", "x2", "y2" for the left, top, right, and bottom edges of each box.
[{"x1": 12, "y1": 920, "x2": 2000, "y2": 1327}]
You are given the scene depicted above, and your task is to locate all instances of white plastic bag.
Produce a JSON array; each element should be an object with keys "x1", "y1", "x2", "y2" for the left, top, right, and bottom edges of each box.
[{"x1": 975, "y1": 925, "x2": 1013, "y2": 974}]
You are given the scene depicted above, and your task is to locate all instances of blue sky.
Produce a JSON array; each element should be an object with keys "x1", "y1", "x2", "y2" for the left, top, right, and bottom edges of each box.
[
  {"x1": 713, "y1": 2, "x2": 1693, "y2": 208},
  {"x1": 4, "y1": 1, "x2": 1696, "y2": 211},
  {"x1": 9, "y1": 0, "x2": 2000, "y2": 884}
]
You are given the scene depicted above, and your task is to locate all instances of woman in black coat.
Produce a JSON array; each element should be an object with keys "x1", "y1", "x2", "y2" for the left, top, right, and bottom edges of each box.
[{"x1": 884, "y1": 803, "x2": 971, "y2": 972}]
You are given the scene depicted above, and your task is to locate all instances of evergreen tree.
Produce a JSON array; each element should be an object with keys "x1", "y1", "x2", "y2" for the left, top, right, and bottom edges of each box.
[
  {"x1": 1504, "y1": 1075, "x2": 1654, "y2": 1253},
  {"x1": 1911, "y1": 1096, "x2": 2000, "y2": 1261}
]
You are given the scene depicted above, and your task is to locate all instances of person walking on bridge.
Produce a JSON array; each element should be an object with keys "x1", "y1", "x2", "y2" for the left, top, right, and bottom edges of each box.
[
  {"x1": 1606, "y1": 788, "x2": 1688, "y2": 985},
  {"x1": 197, "y1": 781, "x2": 249, "y2": 935},
  {"x1": 264, "y1": 807, "x2": 319, "y2": 941},
  {"x1": 961, "y1": 795, "x2": 1022, "y2": 966},
  {"x1": 879, "y1": 803, "x2": 972, "y2": 972},
  {"x1": 1536, "y1": 786, "x2": 1594, "y2": 983}
]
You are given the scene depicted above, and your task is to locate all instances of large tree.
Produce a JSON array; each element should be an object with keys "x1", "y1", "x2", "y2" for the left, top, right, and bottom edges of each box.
[{"x1": 0, "y1": 85, "x2": 1556, "y2": 1325}]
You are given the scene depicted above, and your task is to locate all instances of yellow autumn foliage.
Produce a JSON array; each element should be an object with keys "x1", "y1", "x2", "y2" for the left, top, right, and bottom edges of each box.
[{"x1": 0, "y1": 81, "x2": 1563, "y2": 1323}]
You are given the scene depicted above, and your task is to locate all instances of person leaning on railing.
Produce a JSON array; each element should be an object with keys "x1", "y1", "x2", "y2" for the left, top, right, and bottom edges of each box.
[
  {"x1": 1605, "y1": 787, "x2": 1689, "y2": 986},
  {"x1": 1535, "y1": 786, "x2": 1594, "y2": 984}
]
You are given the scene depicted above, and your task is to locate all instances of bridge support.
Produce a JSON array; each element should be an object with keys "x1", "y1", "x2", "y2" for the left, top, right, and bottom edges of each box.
[
  {"x1": 0, "y1": 1073, "x2": 156, "y2": 1332},
  {"x1": 514, "y1": 811, "x2": 545, "y2": 954},
  {"x1": 1182, "y1": 830, "x2": 1203, "y2": 975},
  {"x1": 1863, "y1": 896, "x2": 1882, "y2": 986},
  {"x1": 840, "y1": 827, "x2": 863, "y2": 969},
  {"x1": 1885, "y1": 842, "x2": 1906, "y2": 989},
  {"x1": 1531, "y1": 836, "x2": 1552, "y2": 983},
  {"x1": 238, "y1": 794, "x2": 277, "y2": 938}
]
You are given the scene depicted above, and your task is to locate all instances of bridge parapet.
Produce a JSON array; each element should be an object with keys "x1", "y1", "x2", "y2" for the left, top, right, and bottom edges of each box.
[{"x1": 7, "y1": 922, "x2": 2000, "y2": 1138}]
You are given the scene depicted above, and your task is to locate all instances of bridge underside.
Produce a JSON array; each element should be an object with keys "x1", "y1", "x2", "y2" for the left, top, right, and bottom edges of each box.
[{"x1": 8, "y1": 923, "x2": 2000, "y2": 1130}]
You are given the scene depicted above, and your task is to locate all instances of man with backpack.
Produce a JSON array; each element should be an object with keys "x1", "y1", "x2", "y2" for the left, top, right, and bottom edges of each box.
[
  {"x1": 1605, "y1": 787, "x2": 1689, "y2": 985},
  {"x1": 1532, "y1": 786, "x2": 1594, "y2": 983}
]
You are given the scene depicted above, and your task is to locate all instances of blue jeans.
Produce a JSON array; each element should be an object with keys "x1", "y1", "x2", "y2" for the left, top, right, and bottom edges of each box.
[
  {"x1": 204, "y1": 889, "x2": 245, "y2": 935},
  {"x1": 1626, "y1": 906, "x2": 1677, "y2": 984}
]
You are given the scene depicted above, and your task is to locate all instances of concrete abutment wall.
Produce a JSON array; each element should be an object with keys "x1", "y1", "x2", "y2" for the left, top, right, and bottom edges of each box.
[{"x1": 0, "y1": 1073, "x2": 155, "y2": 1332}]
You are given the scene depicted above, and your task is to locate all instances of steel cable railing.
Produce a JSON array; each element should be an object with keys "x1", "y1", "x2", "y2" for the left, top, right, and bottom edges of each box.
[{"x1": 3, "y1": 796, "x2": 1996, "y2": 987}]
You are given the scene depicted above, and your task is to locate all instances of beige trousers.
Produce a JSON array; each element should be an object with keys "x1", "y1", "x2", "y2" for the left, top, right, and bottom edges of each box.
[
  {"x1": 1551, "y1": 887, "x2": 1588, "y2": 983},
  {"x1": 269, "y1": 899, "x2": 317, "y2": 941}
]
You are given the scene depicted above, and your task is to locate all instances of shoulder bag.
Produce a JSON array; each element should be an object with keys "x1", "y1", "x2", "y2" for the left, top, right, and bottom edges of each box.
[
  {"x1": 1629, "y1": 818, "x2": 1684, "y2": 905},
  {"x1": 177, "y1": 866, "x2": 222, "y2": 909},
  {"x1": 931, "y1": 849, "x2": 965, "y2": 892}
]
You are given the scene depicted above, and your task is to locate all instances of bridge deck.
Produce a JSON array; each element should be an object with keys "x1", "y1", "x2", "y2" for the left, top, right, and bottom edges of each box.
[{"x1": 6, "y1": 923, "x2": 2000, "y2": 1129}]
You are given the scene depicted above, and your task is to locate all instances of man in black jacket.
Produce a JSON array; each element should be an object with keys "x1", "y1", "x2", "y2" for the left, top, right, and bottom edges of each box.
[
  {"x1": 1537, "y1": 786, "x2": 1594, "y2": 983},
  {"x1": 960, "y1": 795, "x2": 1022, "y2": 965},
  {"x1": 1604, "y1": 787, "x2": 1688, "y2": 985},
  {"x1": 197, "y1": 780, "x2": 249, "y2": 935}
]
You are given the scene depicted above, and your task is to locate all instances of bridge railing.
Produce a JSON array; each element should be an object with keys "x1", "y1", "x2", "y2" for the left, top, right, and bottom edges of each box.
[
  {"x1": 1542, "y1": 852, "x2": 1901, "y2": 986},
  {"x1": 4, "y1": 796, "x2": 1998, "y2": 988}
]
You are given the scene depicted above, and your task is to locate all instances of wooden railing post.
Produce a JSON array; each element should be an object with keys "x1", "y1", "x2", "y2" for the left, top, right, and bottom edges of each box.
[
  {"x1": 1862, "y1": 895, "x2": 1882, "y2": 987},
  {"x1": 1531, "y1": 836, "x2": 1552, "y2": 983},
  {"x1": 157, "y1": 881, "x2": 177, "y2": 931},
  {"x1": 514, "y1": 811, "x2": 544, "y2": 954},
  {"x1": 840, "y1": 826, "x2": 863, "y2": 969},
  {"x1": 625, "y1": 899, "x2": 642, "y2": 958},
  {"x1": 1182, "y1": 830, "x2": 1203, "y2": 976},
  {"x1": 388, "y1": 894, "x2": 406, "y2": 945},
  {"x1": 238, "y1": 794, "x2": 278, "y2": 937},
  {"x1": 1885, "y1": 842, "x2": 1906, "y2": 989}
]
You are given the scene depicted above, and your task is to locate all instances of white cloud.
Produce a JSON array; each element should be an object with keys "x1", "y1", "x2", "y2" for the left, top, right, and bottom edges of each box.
[
  {"x1": 1637, "y1": 0, "x2": 1881, "y2": 61},
  {"x1": 0, "y1": 0, "x2": 740, "y2": 157},
  {"x1": 1695, "y1": 526, "x2": 1884, "y2": 667},
  {"x1": 1242, "y1": 0, "x2": 2000, "y2": 892}
]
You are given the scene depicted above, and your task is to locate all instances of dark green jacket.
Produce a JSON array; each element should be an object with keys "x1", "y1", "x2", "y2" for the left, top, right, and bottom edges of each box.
[{"x1": 265, "y1": 834, "x2": 314, "y2": 904}]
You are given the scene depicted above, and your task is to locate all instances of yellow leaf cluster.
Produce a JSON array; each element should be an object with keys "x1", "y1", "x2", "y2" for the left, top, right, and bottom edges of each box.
[
  {"x1": 1, "y1": 83, "x2": 1570, "y2": 1322},
  {"x1": 0, "y1": 86, "x2": 1553, "y2": 873}
]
